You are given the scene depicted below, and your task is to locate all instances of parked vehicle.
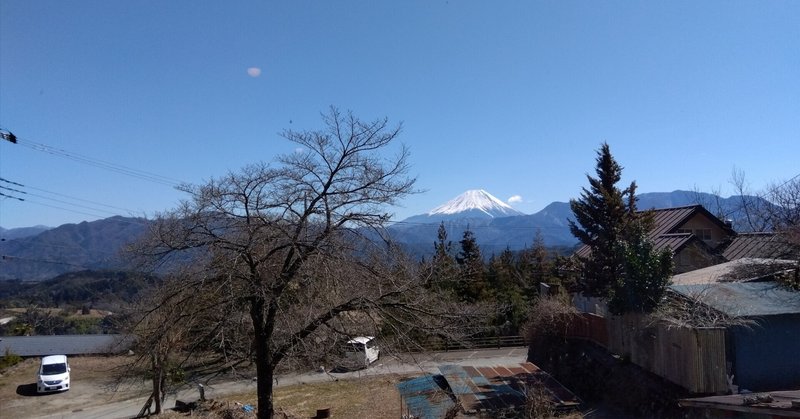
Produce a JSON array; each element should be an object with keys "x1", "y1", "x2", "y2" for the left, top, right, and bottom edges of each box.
[
  {"x1": 344, "y1": 336, "x2": 379, "y2": 369},
  {"x1": 37, "y1": 355, "x2": 70, "y2": 393}
]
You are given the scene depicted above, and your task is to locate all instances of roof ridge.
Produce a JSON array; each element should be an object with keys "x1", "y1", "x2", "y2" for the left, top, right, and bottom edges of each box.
[{"x1": 643, "y1": 204, "x2": 703, "y2": 212}]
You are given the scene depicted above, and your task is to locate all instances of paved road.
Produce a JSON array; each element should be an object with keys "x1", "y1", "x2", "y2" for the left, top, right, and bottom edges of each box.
[{"x1": 41, "y1": 347, "x2": 529, "y2": 419}]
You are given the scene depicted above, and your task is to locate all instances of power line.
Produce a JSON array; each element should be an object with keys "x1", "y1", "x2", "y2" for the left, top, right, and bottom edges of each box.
[
  {"x1": 15, "y1": 182, "x2": 136, "y2": 213},
  {"x1": 1, "y1": 130, "x2": 186, "y2": 187},
  {"x1": 8, "y1": 197, "x2": 111, "y2": 220},
  {"x1": 0, "y1": 254, "x2": 91, "y2": 269},
  {"x1": 0, "y1": 177, "x2": 140, "y2": 218},
  {"x1": 0, "y1": 191, "x2": 24, "y2": 201}
]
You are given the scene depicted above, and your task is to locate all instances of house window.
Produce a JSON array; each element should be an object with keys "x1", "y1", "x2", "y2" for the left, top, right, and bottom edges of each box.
[{"x1": 695, "y1": 229, "x2": 712, "y2": 241}]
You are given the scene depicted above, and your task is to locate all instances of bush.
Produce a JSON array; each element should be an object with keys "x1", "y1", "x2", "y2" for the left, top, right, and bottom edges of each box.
[{"x1": 0, "y1": 348, "x2": 23, "y2": 371}]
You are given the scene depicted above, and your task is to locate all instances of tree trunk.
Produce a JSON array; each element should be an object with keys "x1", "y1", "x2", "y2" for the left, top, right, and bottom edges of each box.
[
  {"x1": 152, "y1": 355, "x2": 163, "y2": 414},
  {"x1": 256, "y1": 358, "x2": 275, "y2": 419},
  {"x1": 251, "y1": 298, "x2": 275, "y2": 419}
]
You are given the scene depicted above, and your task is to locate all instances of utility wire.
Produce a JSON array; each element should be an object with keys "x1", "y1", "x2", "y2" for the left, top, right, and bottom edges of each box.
[
  {"x1": 11, "y1": 181, "x2": 135, "y2": 213},
  {"x1": 1, "y1": 130, "x2": 186, "y2": 187},
  {"x1": 0, "y1": 177, "x2": 140, "y2": 217},
  {"x1": 9, "y1": 197, "x2": 111, "y2": 220},
  {"x1": 0, "y1": 254, "x2": 91, "y2": 269},
  {"x1": 0, "y1": 191, "x2": 24, "y2": 201}
]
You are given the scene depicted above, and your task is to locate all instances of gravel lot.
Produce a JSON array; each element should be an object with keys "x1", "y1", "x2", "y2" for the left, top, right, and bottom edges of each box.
[
  {"x1": 0, "y1": 348, "x2": 529, "y2": 418},
  {"x1": 0, "y1": 356, "x2": 150, "y2": 418}
]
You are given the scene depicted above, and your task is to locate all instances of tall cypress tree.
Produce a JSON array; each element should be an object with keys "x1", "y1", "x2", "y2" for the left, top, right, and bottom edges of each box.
[
  {"x1": 569, "y1": 142, "x2": 637, "y2": 298},
  {"x1": 431, "y1": 222, "x2": 457, "y2": 290},
  {"x1": 569, "y1": 143, "x2": 673, "y2": 313},
  {"x1": 456, "y1": 228, "x2": 486, "y2": 301}
]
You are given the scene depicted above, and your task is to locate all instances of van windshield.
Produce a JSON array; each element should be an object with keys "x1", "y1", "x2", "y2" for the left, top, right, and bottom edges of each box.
[
  {"x1": 42, "y1": 363, "x2": 67, "y2": 375},
  {"x1": 346, "y1": 343, "x2": 365, "y2": 353}
]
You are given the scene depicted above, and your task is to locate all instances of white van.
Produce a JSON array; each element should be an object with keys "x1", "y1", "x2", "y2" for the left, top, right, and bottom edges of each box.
[
  {"x1": 37, "y1": 355, "x2": 70, "y2": 393},
  {"x1": 344, "y1": 336, "x2": 380, "y2": 369}
]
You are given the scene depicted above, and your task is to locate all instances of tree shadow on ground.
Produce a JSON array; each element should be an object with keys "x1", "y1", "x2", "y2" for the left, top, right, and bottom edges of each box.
[{"x1": 329, "y1": 365, "x2": 360, "y2": 374}]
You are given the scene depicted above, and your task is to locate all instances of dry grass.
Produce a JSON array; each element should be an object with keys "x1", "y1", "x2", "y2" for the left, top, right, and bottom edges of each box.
[
  {"x1": 4, "y1": 307, "x2": 112, "y2": 319},
  {"x1": 220, "y1": 374, "x2": 411, "y2": 418}
]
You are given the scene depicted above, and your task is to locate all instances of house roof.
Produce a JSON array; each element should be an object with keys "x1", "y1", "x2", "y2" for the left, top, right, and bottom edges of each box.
[
  {"x1": 346, "y1": 336, "x2": 374, "y2": 345},
  {"x1": 723, "y1": 232, "x2": 799, "y2": 261},
  {"x1": 397, "y1": 363, "x2": 580, "y2": 418},
  {"x1": 680, "y1": 389, "x2": 800, "y2": 417},
  {"x1": 670, "y1": 282, "x2": 800, "y2": 317},
  {"x1": 574, "y1": 205, "x2": 734, "y2": 258},
  {"x1": 0, "y1": 334, "x2": 133, "y2": 357},
  {"x1": 671, "y1": 258, "x2": 797, "y2": 286},
  {"x1": 648, "y1": 205, "x2": 733, "y2": 238},
  {"x1": 651, "y1": 233, "x2": 697, "y2": 253}
]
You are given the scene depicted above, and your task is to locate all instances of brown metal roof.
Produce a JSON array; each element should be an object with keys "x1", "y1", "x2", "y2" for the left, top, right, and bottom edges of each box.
[
  {"x1": 652, "y1": 233, "x2": 695, "y2": 253},
  {"x1": 574, "y1": 205, "x2": 735, "y2": 258},
  {"x1": 648, "y1": 205, "x2": 702, "y2": 237},
  {"x1": 648, "y1": 205, "x2": 735, "y2": 238},
  {"x1": 723, "y1": 232, "x2": 799, "y2": 260},
  {"x1": 575, "y1": 229, "x2": 696, "y2": 259}
]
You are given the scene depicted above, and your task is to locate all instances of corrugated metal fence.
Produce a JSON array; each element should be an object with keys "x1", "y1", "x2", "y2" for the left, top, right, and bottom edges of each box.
[
  {"x1": 567, "y1": 313, "x2": 728, "y2": 394},
  {"x1": 409, "y1": 335, "x2": 528, "y2": 352}
]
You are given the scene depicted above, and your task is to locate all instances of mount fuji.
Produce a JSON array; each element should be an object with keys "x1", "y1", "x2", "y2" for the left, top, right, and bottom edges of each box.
[
  {"x1": 388, "y1": 189, "x2": 577, "y2": 256},
  {"x1": 402, "y1": 189, "x2": 524, "y2": 224}
]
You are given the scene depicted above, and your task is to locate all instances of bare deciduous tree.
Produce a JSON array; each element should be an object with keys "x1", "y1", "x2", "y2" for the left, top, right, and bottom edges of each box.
[
  {"x1": 129, "y1": 108, "x2": 483, "y2": 418},
  {"x1": 764, "y1": 176, "x2": 800, "y2": 248},
  {"x1": 651, "y1": 287, "x2": 756, "y2": 329}
]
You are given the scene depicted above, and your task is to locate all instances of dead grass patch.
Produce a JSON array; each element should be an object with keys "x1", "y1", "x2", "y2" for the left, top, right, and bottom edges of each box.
[{"x1": 219, "y1": 374, "x2": 412, "y2": 418}]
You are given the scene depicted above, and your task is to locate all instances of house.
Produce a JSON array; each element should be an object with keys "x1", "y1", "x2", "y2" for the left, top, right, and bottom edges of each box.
[
  {"x1": 670, "y1": 281, "x2": 800, "y2": 392},
  {"x1": 568, "y1": 203, "x2": 800, "y2": 393},
  {"x1": 575, "y1": 204, "x2": 736, "y2": 273}
]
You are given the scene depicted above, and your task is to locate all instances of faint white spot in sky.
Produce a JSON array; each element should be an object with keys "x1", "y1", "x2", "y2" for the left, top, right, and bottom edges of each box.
[
  {"x1": 294, "y1": 147, "x2": 305, "y2": 154},
  {"x1": 247, "y1": 67, "x2": 262, "y2": 77},
  {"x1": 507, "y1": 195, "x2": 522, "y2": 204}
]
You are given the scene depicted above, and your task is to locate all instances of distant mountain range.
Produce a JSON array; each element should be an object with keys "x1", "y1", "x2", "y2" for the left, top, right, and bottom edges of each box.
[
  {"x1": 0, "y1": 190, "x2": 768, "y2": 281},
  {"x1": 0, "y1": 216, "x2": 149, "y2": 281},
  {"x1": 387, "y1": 189, "x2": 768, "y2": 257}
]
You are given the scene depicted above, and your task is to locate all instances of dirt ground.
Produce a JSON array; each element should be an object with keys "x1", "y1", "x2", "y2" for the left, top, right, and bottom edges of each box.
[
  {"x1": 0, "y1": 356, "x2": 409, "y2": 418},
  {"x1": 0, "y1": 356, "x2": 150, "y2": 418}
]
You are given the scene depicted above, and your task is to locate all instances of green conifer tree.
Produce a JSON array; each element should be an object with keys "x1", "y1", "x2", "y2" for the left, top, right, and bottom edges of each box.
[
  {"x1": 569, "y1": 142, "x2": 636, "y2": 298},
  {"x1": 570, "y1": 143, "x2": 673, "y2": 313},
  {"x1": 431, "y1": 222, "x2": 458, "y2": 290},
  {"x1": 455, "y1": 228, "x2": 487, "y2": 301}
]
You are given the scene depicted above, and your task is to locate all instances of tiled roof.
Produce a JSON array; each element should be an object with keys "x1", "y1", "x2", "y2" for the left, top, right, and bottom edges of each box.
[
  {"x1": 670, "y1": 282, "x2": 800, "y2": 317},
  {"x1": 723, "y1": 232, "x2": 798, "y2": 260},
  {"x1": 0, "y1": 334, "x2": 133, "y2": 357}
]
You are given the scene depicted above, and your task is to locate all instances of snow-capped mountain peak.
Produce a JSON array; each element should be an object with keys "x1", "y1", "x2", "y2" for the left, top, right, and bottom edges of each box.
[{"x1": 428, "y1": 189, "x2": 524, "y2": 218}]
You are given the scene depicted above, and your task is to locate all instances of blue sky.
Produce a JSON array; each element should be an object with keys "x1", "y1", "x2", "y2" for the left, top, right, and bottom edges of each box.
[{"x1": 1, "y1": 1, "x2": 798, "y2": 229}]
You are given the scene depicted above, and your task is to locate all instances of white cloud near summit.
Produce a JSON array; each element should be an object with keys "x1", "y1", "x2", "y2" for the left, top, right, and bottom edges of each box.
[{"x1": 507, "y1": 195, "x2": 522, "y2": 204}]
